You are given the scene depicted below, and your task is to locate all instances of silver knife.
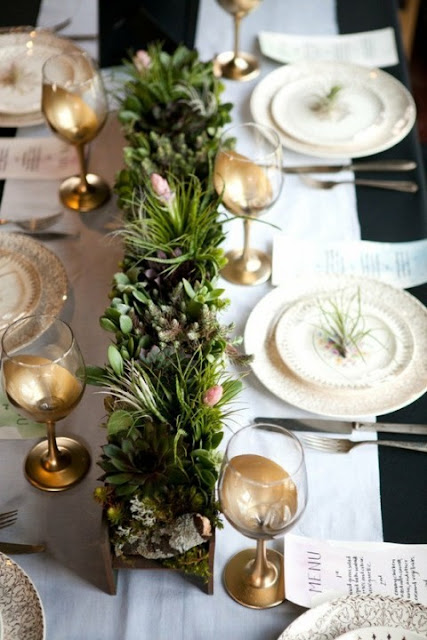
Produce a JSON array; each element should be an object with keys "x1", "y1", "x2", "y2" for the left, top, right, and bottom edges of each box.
[
  {"x1": 255, "y1": 417, "x2": 427, "y2": 435},
  {"x1": 0, "y1": 542, "x2": 45, "y2": 554},
  {"x1": 283, "y1": 160, "x2": 417, "y2": 174}
]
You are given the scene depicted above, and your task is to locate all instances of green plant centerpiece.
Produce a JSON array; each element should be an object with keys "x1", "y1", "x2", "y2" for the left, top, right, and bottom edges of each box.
[{"x1": 90, "y1": 43, "x2": 245, "y2": 585}]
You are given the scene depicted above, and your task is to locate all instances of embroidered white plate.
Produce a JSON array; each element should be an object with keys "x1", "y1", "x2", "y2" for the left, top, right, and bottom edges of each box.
[
  {"x1": 337, "y1": 626, "x2": 426, "y2": 640},
  {"x1": 270, "y1": 75, "x2": 385, "y2": 146},
  {"x1": 244, "y1": 275, "x2": 427, "y2": 417},
  {"x1": 250, "y1": 61, "x2": 416, "y2": 158},
  {"x1": 274, "y1": 292, "x2": 414, "y2": 390},
  {"x1": 0, "y1": 552, "x2": 45, "y2": 639},
  {"x1": 0, "y1": 27, "x2": 82, "y2": 123},
  {"x1": 277, "y1": 594, "x2": 427, "y2": 640}
]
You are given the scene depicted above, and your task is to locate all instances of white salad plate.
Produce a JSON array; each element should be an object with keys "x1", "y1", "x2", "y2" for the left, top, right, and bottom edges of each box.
[
  {"x1": 274, "y1": 291, "x2": 414, "y2": 390},
  {"x1": 244, "y1": 274, "x2": 427, "y2": 417},
  {"x1": 0, "y1": 552, "x2": 45, "y2": 639},
  {"x1": 0, "y1": 27, "x2": 82, "y2": 127},
  {"x1": 250, "y1": 61, "x2": 416, "y2": 158},
  {"x1": 277, "y1": 594, "x2": 427, "y2": 640}
]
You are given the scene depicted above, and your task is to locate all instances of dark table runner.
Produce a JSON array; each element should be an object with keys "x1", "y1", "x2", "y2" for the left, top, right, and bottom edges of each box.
[
  {"x1": 337, "y1": 0, "x2": 427, "y2": 544},
  {"x1": 1, "y1": 0, "x2": 426, "y2": 544}
]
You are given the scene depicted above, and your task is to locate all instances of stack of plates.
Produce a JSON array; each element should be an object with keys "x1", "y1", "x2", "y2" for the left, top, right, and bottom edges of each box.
[
  {"x1": 0, "y1": 27, "x2": 82, "y2": 128},
  {"x1": 244, "y1": 274, "x2": 427, "y2": 417},
  {"x1": 250, "y1": 61, "x2": 416, "y2": 158},
  {"x1": 277, "y1": 594, "x2": 427, "y2": 640}
]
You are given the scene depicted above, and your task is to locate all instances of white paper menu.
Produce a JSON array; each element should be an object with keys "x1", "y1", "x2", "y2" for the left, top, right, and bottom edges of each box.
[
  {"x1": 272, "y1": 235, "x2": 427, "y2": 289},
  {"x1": 284, "y1": 534, "x2": 427, "y2": 608},
  {"x1": 0, "y1": 137, "x2": 79, "y2": 180},
  {"x1": 259, "y1": 27, "x2": 399, "y2": 68}
]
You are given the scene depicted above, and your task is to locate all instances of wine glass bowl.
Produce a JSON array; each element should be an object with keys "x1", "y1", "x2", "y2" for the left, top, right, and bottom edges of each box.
[
  {"x1": 214, "y1": 0, "x2": 262, "y2": 81},
  {"x1": 42, "y1": 51, "x2": 110, "y2": 212},
  {"x1": 213, "y1": 122, "x2": 283, "y2": 285},
  {"x1": 1, "y1": 315, "x2": 90, "y2": 491},
  {"x1": 218, "y1": 423, "x2": 307, "y2": 608}
]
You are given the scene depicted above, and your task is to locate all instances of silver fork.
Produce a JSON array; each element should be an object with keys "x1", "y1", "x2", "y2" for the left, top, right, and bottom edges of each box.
[
  {"x1": 0, "y1": 509, "x2": 18, "y2": 530},
  {"x1": 0, "y1": 211, "x2": 63, "y2": 232},
  {"x1": 300, "y1": 174, "x2": 419, "y2": 193},
  {"x1": 300, "y1": 433, "x2": 427, "y2": 454}
]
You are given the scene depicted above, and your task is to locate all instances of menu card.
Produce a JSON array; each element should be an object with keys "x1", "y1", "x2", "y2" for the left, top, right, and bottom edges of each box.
[
  {"x1": 259, "y1": 27, "x2": 399, "y2": 68},
  {"x1": 272, "y1": 235, "x2": 427, "y2": 289},
  {"x1": 0, "y1": 137, "x2": 79, "y2": 180},
  {"x1": 285, "y1": 534, "x2": 427, "y2": 608},
  {"x1": 0, "y1": 390, "x2": 44, "y2": 439}
]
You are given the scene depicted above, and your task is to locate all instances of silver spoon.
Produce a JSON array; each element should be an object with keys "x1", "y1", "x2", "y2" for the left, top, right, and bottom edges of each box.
[{"x1": 0, "y1": 211, "x2": 63, "y2": 232}]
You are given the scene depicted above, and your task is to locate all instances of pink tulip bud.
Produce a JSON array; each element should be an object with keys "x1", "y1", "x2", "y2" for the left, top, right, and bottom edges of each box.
[
  {"x1": 134, "y1": 50, "x2": 151, "y2": 71},
  {"x1": 202, "y1": 385, "x2": 223, "y2": 407},
  {"x1": 150, "y1": 173, "x2": 173, "y2": 201}
]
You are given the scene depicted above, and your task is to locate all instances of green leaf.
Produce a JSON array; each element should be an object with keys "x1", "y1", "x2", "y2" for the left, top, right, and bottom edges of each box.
[
  {"x1": 100, "y1": 317, "x2": 117, "y2": 332},
  {"x1": 84, "y1": 365, "x2": 107, "y2": 386},
  {"x1": 107, "y1": 344, "x2": 124, "y2": 376},
  {"x1": 107, "y1": 410, "x2": 134, "y2": 436},
  {"x1": 119, "y1": 314, "x2": 133, "y2": 334},
  {"x1": 106, "y1": 473, "x2": 135, "y2": 485}
]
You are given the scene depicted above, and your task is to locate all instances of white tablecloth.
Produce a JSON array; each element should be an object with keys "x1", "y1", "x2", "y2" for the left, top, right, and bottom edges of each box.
[{"x1": 0, "y1": 1, "x2": 387, "y2": 638}]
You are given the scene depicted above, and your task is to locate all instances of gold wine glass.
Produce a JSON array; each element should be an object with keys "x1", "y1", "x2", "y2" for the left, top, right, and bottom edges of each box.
[
  {"x1": 213, "y1": 122, "x2": 283, "y2": 285},
  {"x1": 218, "y1": 422, "x2": 308, "y2": 609},
  {"x1": 42, "y1": 51, "x2": 110, "y2": 212},
  {"x1": 214, "y1": 0, "x2": 262, "y2": 81},
  {"x1": 1, "y1": 315, "x2": 90, "y2": 492}
]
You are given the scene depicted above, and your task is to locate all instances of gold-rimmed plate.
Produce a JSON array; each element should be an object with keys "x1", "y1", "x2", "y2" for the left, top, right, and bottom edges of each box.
[
  {"x1": 0, "y1": 27, "x2": 83, "y2": 127},
  {"x1": 0, "y1": 233, "x2": 67, "y2": 343}
]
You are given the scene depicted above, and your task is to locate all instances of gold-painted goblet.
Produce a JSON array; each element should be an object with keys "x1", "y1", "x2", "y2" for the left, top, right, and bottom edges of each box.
[
  {"x1": 214, "y1": 0, "x2": 262, "y2": 81},
  {"x1": 218, "y1": 422, "x2": 308, "y2": 608},
  {"x1": 1, "y1": 314, "x2": 90, "y2": 492},
  {"x1": 42, "y1": 51, "x2": 110, "y2": 212},
  {"x1": 213, "y1": 122, "x2": 283, "y2": 285}
]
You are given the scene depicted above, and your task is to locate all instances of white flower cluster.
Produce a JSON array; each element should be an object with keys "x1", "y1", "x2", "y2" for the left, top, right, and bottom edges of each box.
[{"x1": 129, "y1": 496, "x2": 157, "y2": 528}]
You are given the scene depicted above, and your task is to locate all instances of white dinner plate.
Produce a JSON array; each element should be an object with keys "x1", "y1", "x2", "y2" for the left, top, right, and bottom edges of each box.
[
  {"x1": 250, "y1": 61, "x2": 416, "y2": 158},
  {"x1": 244, "y1": 274, "x2": 427, "y2": 417},
  {"x1": 0, "y1": 27, "x2": 83, "y2": 127},
  {"x1": 0, "y1": 233, "x2": 68, "y2": 347},
  {"x1": 277, "y1": 594, "x2": 427, "y2": 640},
  {"x1": 0, "y1": 552, "x2": 45, "y2": 639}
]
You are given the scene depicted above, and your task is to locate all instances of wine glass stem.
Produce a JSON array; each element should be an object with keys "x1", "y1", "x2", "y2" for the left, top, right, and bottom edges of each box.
[
  {"x1": 44, "y1": 421, "x2": 65, "y2": 472},
  {"x1": 76, "y1": 144, "x2": 89, "y2": 194},
  {"x1": 241, "y1": 218, "x2": 252, "y2": 266},
  {"x1": 248, "y1": 539, "x2": 276, "y2": 588},
  {"x1": 233, "y1": 13, "x2": 243, "y2": 59}
]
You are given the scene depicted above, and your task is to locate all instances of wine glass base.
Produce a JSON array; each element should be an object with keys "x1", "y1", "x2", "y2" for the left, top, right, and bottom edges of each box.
[
  {"x1": 223, "y1": 548, "x2": 285, "y2": 609},
  {"x1": 213, "y1": 51, "x2": 260, "y2": 81},
  {"x1": 60, "y1": 174, "x2": 111, "y2": 212},
  {"x1": 24, "y1": 436, "x2": 91, "y2": 492},
  {"x1": 221, "y1": 249, "x2": 271, "y2": 285}
]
